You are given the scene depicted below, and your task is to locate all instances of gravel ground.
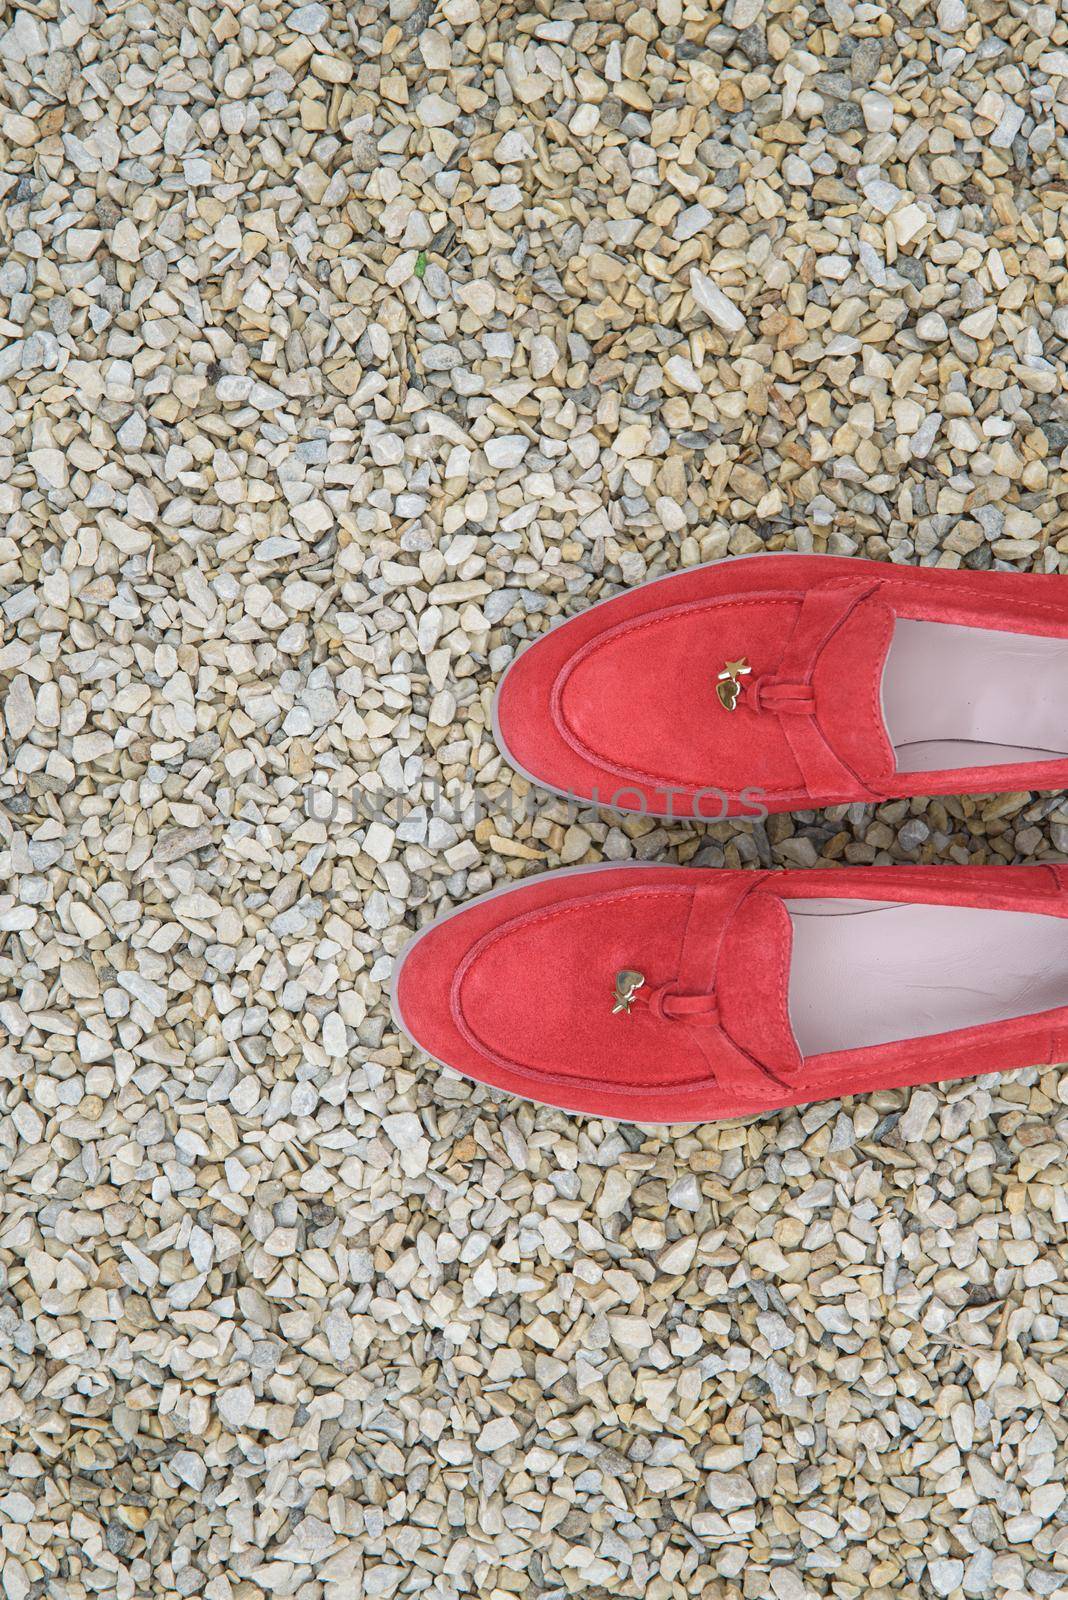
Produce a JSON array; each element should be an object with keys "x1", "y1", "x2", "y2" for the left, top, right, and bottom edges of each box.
[{"x1": 2, "y1": 0, "x2": 1068, "y2": 1597}]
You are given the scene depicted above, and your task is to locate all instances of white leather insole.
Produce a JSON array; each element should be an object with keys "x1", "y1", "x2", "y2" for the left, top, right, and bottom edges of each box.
[
  {"x1": 882, "y1": 620, "x2": 1068, "y2": 772},
  {"x1": 786, "y1": 899, "x2": 1068, "y2": 1055}
]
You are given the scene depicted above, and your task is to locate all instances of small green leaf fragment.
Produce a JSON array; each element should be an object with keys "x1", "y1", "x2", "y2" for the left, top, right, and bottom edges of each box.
[{"x1": 414, "y1": 251, "x2": 427, "y2": 278}]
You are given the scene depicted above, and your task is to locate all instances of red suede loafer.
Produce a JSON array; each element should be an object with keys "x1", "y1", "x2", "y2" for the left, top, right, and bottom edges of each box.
[
  {"x1": 392, "y1": 863, "x2": 1068, "y2": 1123},
  {"x1": 493, "y1": 554, "x2": 1068, "y2": 818}
]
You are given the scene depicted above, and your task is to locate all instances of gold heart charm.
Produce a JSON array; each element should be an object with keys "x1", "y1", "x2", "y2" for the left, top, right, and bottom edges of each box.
[
  {"x1": 612, "y1": 970, "x2": 645, "y2": 1015},
  {"x1": 716, "y1": 658, "x2": 751, "y2": 711}
]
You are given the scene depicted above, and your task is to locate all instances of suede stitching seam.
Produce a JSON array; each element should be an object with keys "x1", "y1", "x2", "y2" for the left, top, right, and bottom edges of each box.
[
  {"x1": 550, "y1": 584, "x2": 895, "y2": 799},
  {"x1": 783, "y1": 863, "x2": 1064, "y2": 904},
  {"x1": 885, "y1": 586, "x2": 1068, "y2": 621},
  {"x1": 449, "y1": 888, "x2": 716, "y2": 1093},
  {"x1": 549, "y1": 593, "x2": 804, "y2": 794},
  {"x1": 769, "y1": 894, "x2": 797, "y2": 1078}
]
